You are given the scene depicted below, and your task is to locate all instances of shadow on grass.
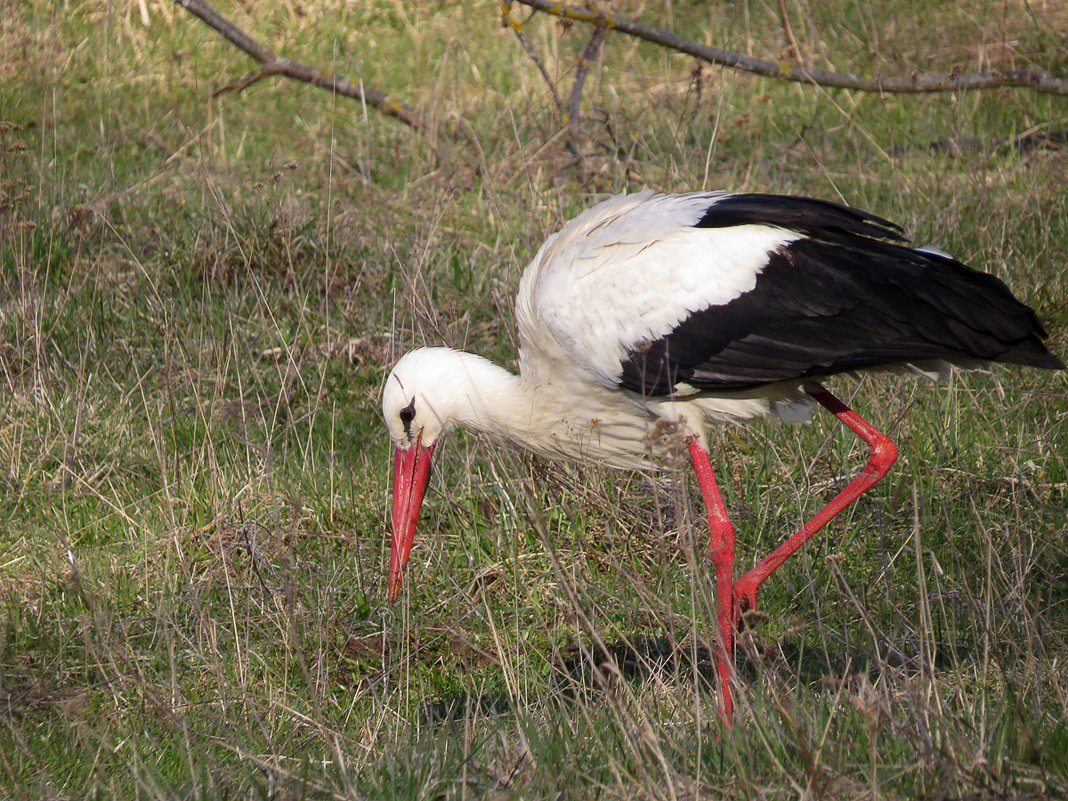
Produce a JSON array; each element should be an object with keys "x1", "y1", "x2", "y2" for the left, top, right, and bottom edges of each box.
[{"x1": 360, "y1": 620, "x2": 986, "y2": 729}]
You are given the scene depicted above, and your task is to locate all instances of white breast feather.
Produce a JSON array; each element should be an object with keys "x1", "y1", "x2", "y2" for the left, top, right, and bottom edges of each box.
[{"x1": 516, "y1": 191, "x2": 801, "y2": 389}]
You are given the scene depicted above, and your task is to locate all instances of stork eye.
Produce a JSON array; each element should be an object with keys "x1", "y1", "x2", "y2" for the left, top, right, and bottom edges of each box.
[{"x1": 399, "y1": 398, "x2": 416, "y2": 428}]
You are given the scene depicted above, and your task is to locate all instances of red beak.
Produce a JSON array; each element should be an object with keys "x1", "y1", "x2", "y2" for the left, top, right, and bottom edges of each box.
[{"x1": 388, "y1": 437, "x2": 435, "y2": 603}]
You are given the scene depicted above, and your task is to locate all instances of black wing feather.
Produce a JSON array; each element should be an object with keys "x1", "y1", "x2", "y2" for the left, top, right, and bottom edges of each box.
[
  {"x1": 696, "y1": 193, "x2": 905, "y2": 242},
  {"x1": 620, "y1": 195, "x2": 1063, "y2": 396}
]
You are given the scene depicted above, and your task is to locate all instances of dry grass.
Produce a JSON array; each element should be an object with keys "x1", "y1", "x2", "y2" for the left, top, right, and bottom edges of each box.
[{"x1": 1, "y1": 1, "x2": 1067, "y2": 798}]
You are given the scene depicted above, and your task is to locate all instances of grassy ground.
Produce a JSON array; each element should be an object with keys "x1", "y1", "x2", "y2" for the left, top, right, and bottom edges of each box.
[{"x1": 2, "y1": 0, "x2": 1067, "y2": 798}]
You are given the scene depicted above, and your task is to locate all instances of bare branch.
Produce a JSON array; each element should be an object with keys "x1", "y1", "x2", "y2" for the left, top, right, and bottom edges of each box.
[
  {"x1": 514, "y1": 0, "x2": 1068, "y2": 96},
  {"x1": 174, "y1": 0, "x2": 432, "y2": 133},
  {"x1": 568, "y1": 26, "x2": 606, "y2": 124},
  {"x1": 566, "y1": 25, "x2": 607, "y2": 176}
]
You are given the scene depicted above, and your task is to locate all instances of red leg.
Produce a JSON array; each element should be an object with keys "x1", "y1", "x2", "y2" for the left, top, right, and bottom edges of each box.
[
  {"x1": 733, "y1": 383, "x2": 898, "y2": 618},
  {"x1": 688, "y1": 439, "x2": 736, "y2": 722}
]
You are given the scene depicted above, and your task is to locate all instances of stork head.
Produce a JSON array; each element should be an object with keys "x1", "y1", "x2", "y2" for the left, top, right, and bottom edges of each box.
[
  {"x1": 381, "y1": 348, "x2": 462, "y2": 603},
  {"x1": 383, "y1": 347, "x2": 522, "y2": 602}
]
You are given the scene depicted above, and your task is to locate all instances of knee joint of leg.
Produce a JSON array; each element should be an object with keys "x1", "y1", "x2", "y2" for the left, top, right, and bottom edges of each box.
[{"x1": 868, "y1": 433, "x2": 898, "y2": 475}]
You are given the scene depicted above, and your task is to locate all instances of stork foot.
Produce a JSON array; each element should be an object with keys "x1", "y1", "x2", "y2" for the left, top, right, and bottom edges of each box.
[{"x1": 732, "y1": 581, "x2": 761, "y2": 629}]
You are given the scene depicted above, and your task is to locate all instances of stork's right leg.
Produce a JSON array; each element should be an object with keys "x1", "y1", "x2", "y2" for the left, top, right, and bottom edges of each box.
[{"x1": 688, "y1": 439, "x2": 736, "y2": 722}]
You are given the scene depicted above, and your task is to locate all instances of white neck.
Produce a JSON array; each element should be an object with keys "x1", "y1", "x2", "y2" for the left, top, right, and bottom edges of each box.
[{"x1": 398, "y1": 347, "x2": 554, "y2": 454}]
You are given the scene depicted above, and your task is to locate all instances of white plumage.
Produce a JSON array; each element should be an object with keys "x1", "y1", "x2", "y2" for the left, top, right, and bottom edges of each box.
[{"x1": 517, "y1": 191, "x2": 802, "y2": 392}]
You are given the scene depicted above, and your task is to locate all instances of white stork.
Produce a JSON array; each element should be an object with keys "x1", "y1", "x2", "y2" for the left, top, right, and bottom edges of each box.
[{"x1": 382, "y1": 190, "x2": 1063, "y2": 719}]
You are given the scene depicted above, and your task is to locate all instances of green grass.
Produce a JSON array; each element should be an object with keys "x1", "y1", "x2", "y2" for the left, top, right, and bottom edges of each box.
[{"x1": 2, "y1": 0, "x2": 1067, "y2": 798}]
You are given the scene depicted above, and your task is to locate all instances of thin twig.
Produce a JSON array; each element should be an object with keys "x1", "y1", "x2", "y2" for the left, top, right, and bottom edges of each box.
[
  {"x1": 502, "y1": 4, "x2": 564, "y2": 115},
  {"x1": 174, "y1": 0, "x2": 432, "y2": 133},
  {"x1": 513, "y1": 0, "x2": 1068, "y2": 96},
  {"x1": 211, "y1": 70, "x2": 267, "y2": 97},
  {"x1": 777, "y1": 0, "x2": 806, "y2": 67}
]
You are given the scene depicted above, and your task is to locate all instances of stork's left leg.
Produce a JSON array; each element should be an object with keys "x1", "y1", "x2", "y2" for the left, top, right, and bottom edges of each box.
[
  {"x1": 733, "y1": 382, "x2": 898, "y2": 620},
  {"x1": 688, "y1": 439, "x2": 737, "y2": 721}
]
